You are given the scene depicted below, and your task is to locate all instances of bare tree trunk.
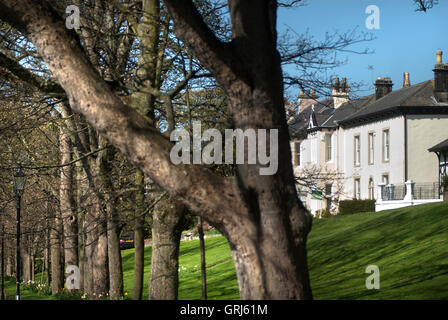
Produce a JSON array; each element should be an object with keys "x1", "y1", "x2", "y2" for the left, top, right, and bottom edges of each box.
[
  {"x1": 198, "y1": 217, "x2": 207, "y2": 300},
  {"x1": 59, "y1": 126, "x2": 78, "y2": 270},
  {"x1": 85, "y1": 189, "x2": 109, "y2": 298},
  {"x1": 148, "y1": 197, "x2": 185, "y2": 300},
  {"x1": 6, "y1": 251, "x2": 13, "y2": 277},
  {"x1": 45, "y1": 220, "x2": 50, "y2": 286},
  {"x1": 97, "y1": 137, "x2": 123, "y2": 300},
  {"x1": 107, "y1": 205, "x2": 123, "y2": 299},
  {"x1": 76, "y1": 160, "x2": 85, "y2": 291},
  {"x1": 30, "y1": 253, "x2": 35, "y2": 282},
  {"x1": 163, "y1": 0, "x2": 315, "y2": 299},
  {"x1": 92, "y1": 222, "x2": 109, "y2": 298},
  {"x1": 91, "y1": 155, "x2": 109, "y2": 297},
  {"x1": 21, "y1": 246, "x2": 31, "y2": 283},
  {"x1": 83, "y1": 231, "x2": 93, "y2": 295},
  {"x1": 132, "y1": 168, "x2": 145, "y2": 300},
  {"x1": 131, "y1": 0, "x2": 160, "y2": 300},
  {"x1": 50, "y1": 209, "x2": 64, "y2": 295}
]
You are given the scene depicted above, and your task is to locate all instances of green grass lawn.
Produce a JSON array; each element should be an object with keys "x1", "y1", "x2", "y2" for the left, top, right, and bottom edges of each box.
[
  {"x1": 4, "y1": 202, "x2": 448, "y2": 299},
  {"x1": 121, "y1": 236, "x2": 240, "y2": 300},
  {"x1": 308, "y1": 201, "x2": 448, "y2": 299}
]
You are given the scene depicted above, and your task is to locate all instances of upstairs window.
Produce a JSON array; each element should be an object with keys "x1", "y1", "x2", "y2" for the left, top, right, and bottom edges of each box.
[
  {"x1": 294, "y1": 142, "x2": 301, "y2": 167},
  {"x1": 325, "y1": 134, "x2": 332, "y2": 162},
  {"x1": 354, "y1": 135, "x2": 361, "y2": 166},
  {"x1": 383, "y1": 129, "x2": 390, "y2": 162},
  {"x1": 368, "y1": 132, "x2": 375, "y2": 165}
]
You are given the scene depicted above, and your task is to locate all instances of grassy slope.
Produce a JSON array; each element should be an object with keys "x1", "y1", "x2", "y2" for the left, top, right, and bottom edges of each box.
[
  {"x1": 4, "y1": 202, "x2": 447, "y2": 299},
  {"x1": 124, "y1": 202, "x2": 448, "y2": 300},
  {"x1": 307, "y1": 201, "x2": 448, "y2": 299}
]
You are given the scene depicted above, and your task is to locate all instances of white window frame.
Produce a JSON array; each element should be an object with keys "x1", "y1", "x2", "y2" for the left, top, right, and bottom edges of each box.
[
  {"x1": 294, "y1": 142, "x2": 301, "y2": 167},
  {"x1": 354, "y1": 178, "x2": 361, "y2": 200},
  {"x1": 325, "y1": 133, "x2": 332, "y2": 162},
  {"x1": 383, "y1": 129, "x2": 390, "y2": 162},
  {"x1": 368, "y1": 132, "x2": 375, "y2": 165},
  {"x1": 354, "y1": 135, "x2": 361, "y2": 166}
]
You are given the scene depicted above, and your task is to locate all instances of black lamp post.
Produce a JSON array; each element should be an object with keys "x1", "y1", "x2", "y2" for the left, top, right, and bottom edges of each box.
[{"x1": 13, "y1": 167, "x2": 26, "y2": 301}]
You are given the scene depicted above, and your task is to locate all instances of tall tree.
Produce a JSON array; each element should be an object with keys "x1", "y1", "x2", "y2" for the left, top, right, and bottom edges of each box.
[
  {"x1": 59, "y1": 124, "x2": 78, "y2": 270},
  {"x1": 49, "y1": 200, "x2": 63, "y2": 295},
  {"x1": 0, "y1": 0, "x2": 315, "y2": 299}
]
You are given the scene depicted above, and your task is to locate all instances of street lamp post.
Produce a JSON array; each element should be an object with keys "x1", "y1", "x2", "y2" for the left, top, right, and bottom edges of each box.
[{"x1": 13, "y1": 167, "x2": 26, "y2": 301}]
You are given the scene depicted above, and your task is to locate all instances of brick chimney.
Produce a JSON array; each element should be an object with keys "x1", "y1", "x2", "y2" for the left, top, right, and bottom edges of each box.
[
  {"x1": 332, "y1": 77, "x2": 350, "y2": 108},
  {"x1": 297, "y1": 88, "x2": 318, "y2": 114},
  {"x1": 403, "y1": 72, "x2": 411, "y2": 88},
  {"x1": 375, "y1": 77, "x2": 393, "y2": 100},
  {"x1": 433, "y1": 50, "x2": 448, "y2": 102}
]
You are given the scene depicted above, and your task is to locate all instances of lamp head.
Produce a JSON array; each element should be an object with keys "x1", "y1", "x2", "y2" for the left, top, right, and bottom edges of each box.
[{"x1": 13, "y1": 167, "x2": 26, "y2": 197}]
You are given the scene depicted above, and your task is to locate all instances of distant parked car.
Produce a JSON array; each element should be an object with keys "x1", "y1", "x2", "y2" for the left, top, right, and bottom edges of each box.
[{"x1": 120, "y1": 234, "x2": 134, "y2": 250}]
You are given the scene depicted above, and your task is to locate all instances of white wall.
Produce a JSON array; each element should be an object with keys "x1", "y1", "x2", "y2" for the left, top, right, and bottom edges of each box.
[
  {"x1": 291, "y1": 112, "x2": 446, "y2": 215},
  {"x1": 376, "y1": 199, "x2": 442, "y2": 212},
  {"x1": 406, "y1": 114, "x2": 448, "y2": 183},
  {"x1": 342, "y1": 116, "x2": 405, "y2": 200}
]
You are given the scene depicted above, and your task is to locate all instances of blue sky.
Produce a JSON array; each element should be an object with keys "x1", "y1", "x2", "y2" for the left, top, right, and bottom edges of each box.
[{"x1": 277, "y1": 0, "x2": 448, "y2": 98}]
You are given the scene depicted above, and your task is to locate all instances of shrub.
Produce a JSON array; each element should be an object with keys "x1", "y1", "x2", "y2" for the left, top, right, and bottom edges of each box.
[{"x1": 338, "y1": 199, "x2": 375, "y2": 215}]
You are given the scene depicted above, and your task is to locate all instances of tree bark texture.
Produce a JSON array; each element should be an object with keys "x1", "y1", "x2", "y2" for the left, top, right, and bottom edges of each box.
[
  {"x1": 148, "y1": 197, "x2": 185, "y2": 300},
  {"x1": 132, "y1": 168, "x2": 145, "y2": 300},
  {"x1": 50, "y1": 208, "x2": 64, "y2": 295},
  {"x1": 84, "y1": 162, "x2": 109, "y2": 298},
  {"x1": 59, "y1": 126, "x2": 78, "y2": 270},
  {"x1": 97, "y1": 136, "x2": 123, "y2": 299}
]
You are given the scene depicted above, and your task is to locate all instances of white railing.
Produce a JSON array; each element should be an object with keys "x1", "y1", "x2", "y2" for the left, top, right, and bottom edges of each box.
[{"x1": 376, "y1": 180, "x2": 442, "y2": 212}]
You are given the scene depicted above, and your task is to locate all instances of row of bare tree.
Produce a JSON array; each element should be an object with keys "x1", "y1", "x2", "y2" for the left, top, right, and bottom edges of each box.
[{"x1": 0, "y1": 0, "x2": 431, "y2": 300}]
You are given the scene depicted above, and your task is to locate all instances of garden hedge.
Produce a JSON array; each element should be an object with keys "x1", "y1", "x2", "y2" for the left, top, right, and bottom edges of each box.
[{"x1": 338, "y1": 199, "x2": 375, "y2": 215}]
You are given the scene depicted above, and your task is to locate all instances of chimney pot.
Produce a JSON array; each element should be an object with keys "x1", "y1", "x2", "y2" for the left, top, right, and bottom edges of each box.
[
  {"x1": 403, "y1": 72, "x2": 411, "y2": 88},
  {"x1": 436, "y1": 50, "x2": 443, "y2": 64},
  {"x1": 433, "y1": 50, "x2": 448, "y2": 102},
  {"x1": 333, "y1": 78, "x2": 340, "y2": 91}
]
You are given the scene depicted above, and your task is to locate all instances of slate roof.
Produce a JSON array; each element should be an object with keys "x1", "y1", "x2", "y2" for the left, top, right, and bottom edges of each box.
[
  {"x1": 320, "y1": 94, "x2": 376, "y2": 128},
  {"x1": 288, "y1": 98, "x2": 334, "y2": 138},
  {"x1": 339, "y1": 80, "x2": 448, "y2": 127},
  {"x1": 289, "y1": 80, "x2": 448, "y2": 137}
]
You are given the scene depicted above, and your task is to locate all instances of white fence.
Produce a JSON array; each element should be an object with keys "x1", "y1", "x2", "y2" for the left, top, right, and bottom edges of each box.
[{"x1": 375, "y1": 181, "x2": 442, "y2": 212}]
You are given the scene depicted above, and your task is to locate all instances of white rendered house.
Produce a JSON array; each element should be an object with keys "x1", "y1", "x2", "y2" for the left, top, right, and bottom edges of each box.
[{"x1": 289, "y1": 51, "x2": 448, "y2": 215}]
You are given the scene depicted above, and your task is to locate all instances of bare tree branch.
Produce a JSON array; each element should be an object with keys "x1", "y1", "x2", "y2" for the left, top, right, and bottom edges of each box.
[{"x1": 0, "y1": 0, "x2": 245, "y2": 230}]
